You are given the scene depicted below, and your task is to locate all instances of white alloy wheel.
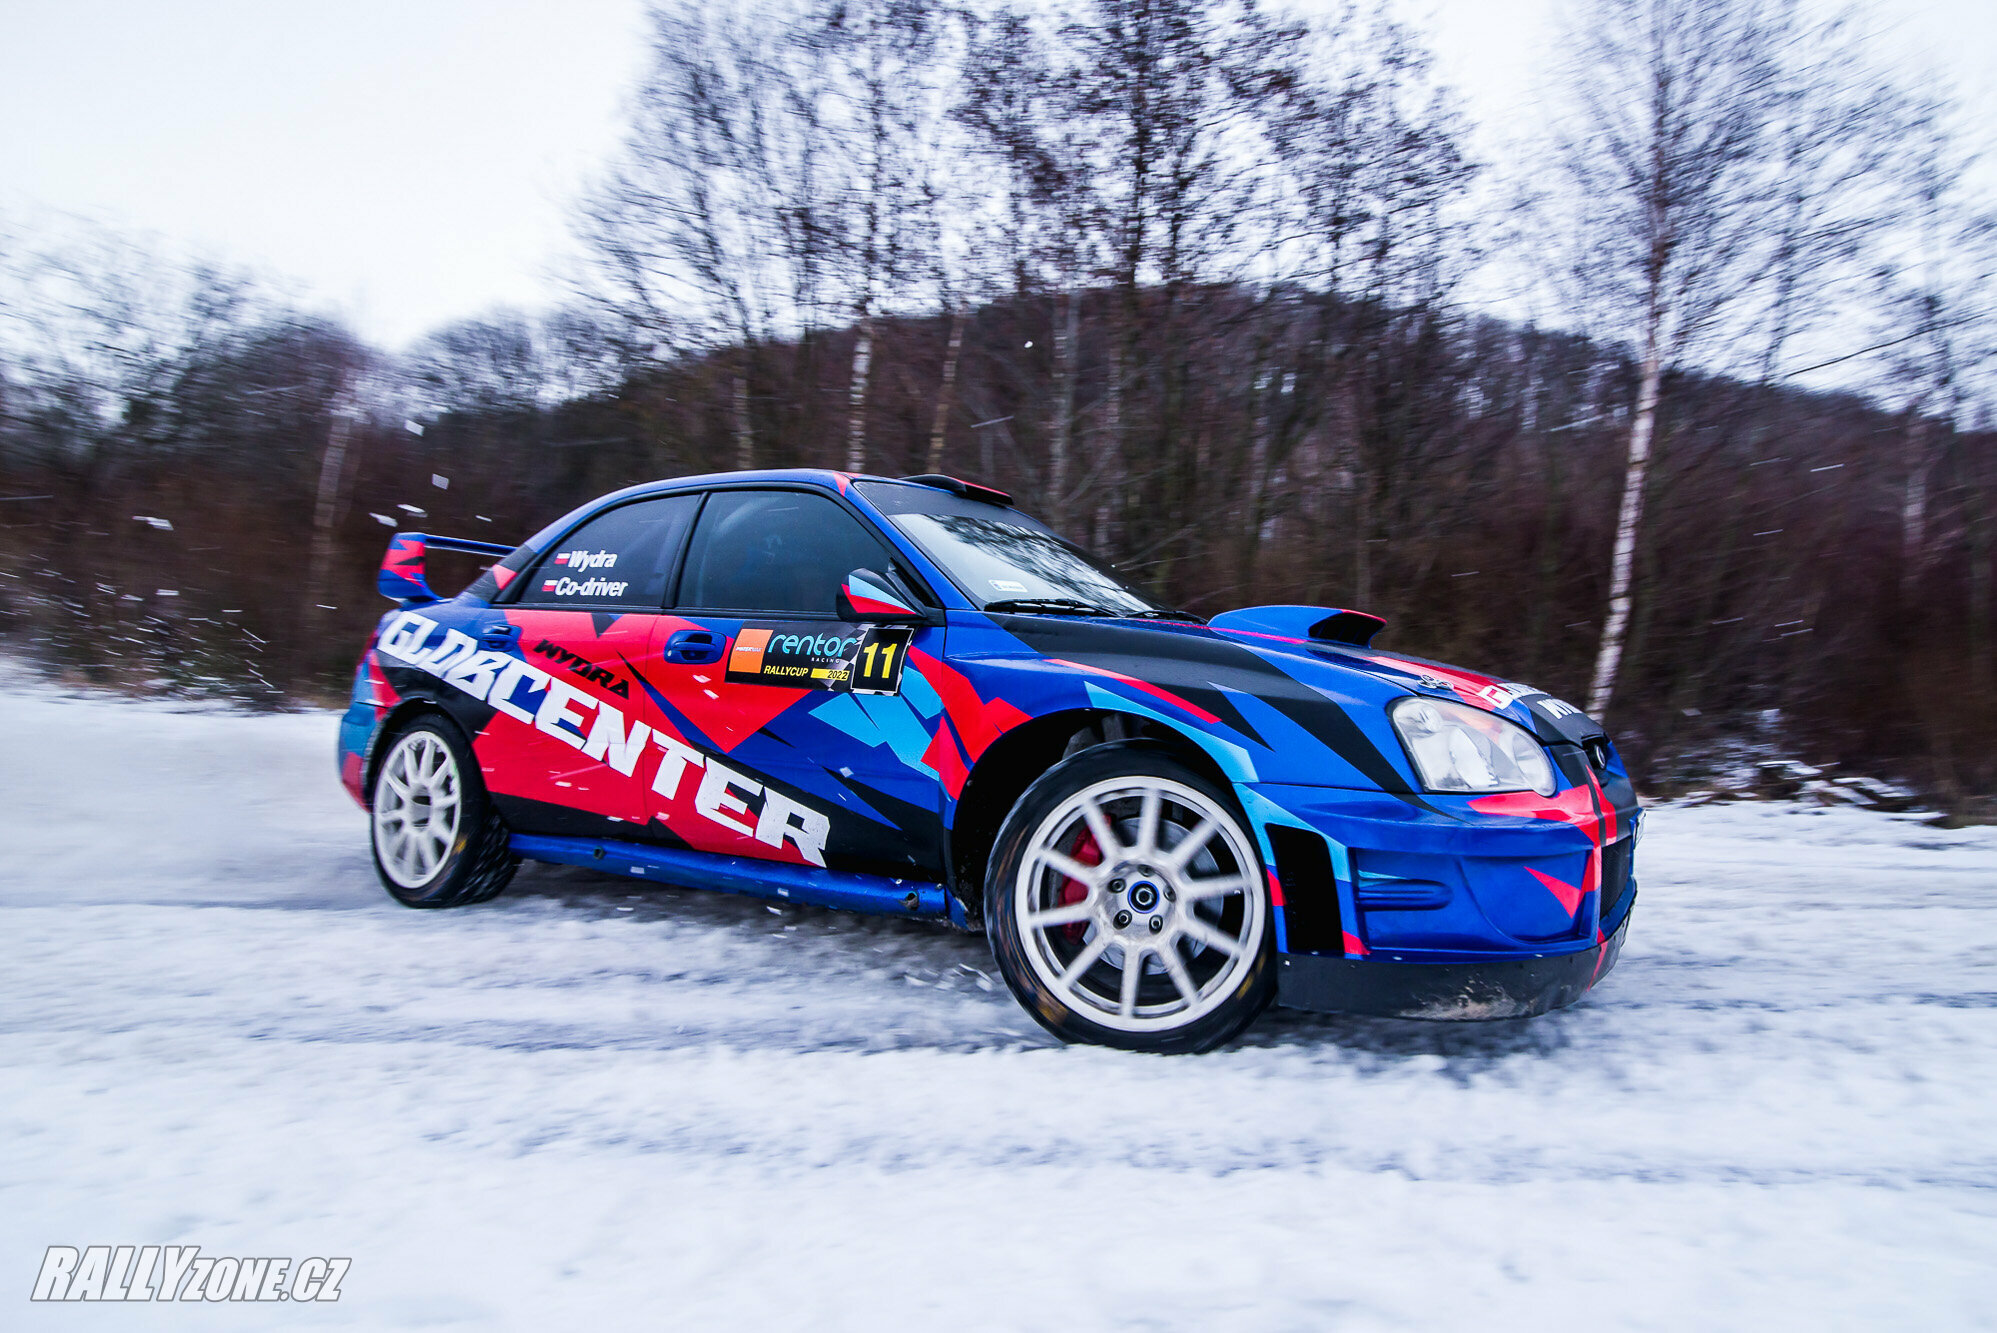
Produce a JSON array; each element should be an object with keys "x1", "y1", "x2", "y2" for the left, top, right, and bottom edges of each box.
[
  {"x1": 1012, "y1": 775, "x2": 1266, "y2": 1035},
  {"x1": 372, "y1": 729, "x2": 463, "y2": 889}
]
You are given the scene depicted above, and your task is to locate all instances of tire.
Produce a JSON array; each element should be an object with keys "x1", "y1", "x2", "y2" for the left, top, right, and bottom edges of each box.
[
  {"x1": 985, "y1": 742, "x2": 1275, "y2": 1052},
  {"x1": 368, "y1": 715, "x2": 517, "y2": 908}
]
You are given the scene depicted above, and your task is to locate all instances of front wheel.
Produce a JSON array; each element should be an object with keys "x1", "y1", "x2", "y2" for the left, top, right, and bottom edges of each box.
[
  {"x1": 369, "y1": 716, "x2": 517, "y2": 908},
  {"x1": 985, "y1": 743, "x2": 1274, "y2": 1052}
]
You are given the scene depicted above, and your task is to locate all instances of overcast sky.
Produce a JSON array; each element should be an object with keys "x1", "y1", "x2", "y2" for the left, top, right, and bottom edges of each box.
[{"x1": 3, "y1": 0, "x2": 1991, "y2": 349}]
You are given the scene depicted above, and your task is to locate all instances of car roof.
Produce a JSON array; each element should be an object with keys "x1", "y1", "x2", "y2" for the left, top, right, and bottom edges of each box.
[
  {"x1": 516, "y1": 469, "x2": 989, "y2": 572},
  {"x1": 595, "y1": 468, "x2": 932, "y2": 505}
]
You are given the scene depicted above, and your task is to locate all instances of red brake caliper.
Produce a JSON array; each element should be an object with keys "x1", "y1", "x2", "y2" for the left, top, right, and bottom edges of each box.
[{"x1": 1058, "y1": 832, "x2": 1103, "y2": 944}]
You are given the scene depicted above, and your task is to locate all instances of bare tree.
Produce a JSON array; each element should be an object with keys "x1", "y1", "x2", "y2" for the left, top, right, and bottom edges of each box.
[
  {"x1": 577, "y1": 0, "x2": 831, "y2": 466},
  {"x1": 1542, "y1": 0, "x2": 1789, "y2": 717},
  {"x1": 956, "y1": 5, "x2": 1100, "y2": 520},
  {"x1": 1016, "y1": 0, "x2": 1303, "y2": 566},
  {"x1": 1749, "y1": 9, "x2": 1913, "y2": 385},
  {"x1": 1872, "y1": 110, "x2": 1997, "y2": 604},
  {"x1": 401, "y1": 309, "x2": 626, "y2": 419},
  {"x1": 403, "y1": 313, "x2": 546, "y2": 415},
  {"x1": 810, "y1": 0, "x2": 949, "y2": 470},
  {"x1": 1069, "y1": 0, "x2": 1297, "y2": 569},
  {"x1": 1264, "y1": 2, "x2": 1474, "y2": 606}
]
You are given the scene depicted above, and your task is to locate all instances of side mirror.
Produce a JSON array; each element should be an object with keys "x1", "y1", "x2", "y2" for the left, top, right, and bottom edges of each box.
[{"x1": 838, "y1": 568, "x2": 926, "y2": 623}]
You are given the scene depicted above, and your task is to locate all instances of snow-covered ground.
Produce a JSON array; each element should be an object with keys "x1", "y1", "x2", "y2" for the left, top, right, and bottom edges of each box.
[{"x1": 4, "y1": 680, "x2": 1996, "y2": 1330}]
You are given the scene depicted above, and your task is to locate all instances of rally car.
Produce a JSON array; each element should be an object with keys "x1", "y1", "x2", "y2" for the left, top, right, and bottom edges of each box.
[{"x1": 339, "y1": 470, "x2": 1637, "y2": 1051}]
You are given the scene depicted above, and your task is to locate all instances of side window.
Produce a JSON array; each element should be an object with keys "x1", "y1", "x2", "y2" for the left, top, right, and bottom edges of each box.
[
  {"x1": 678, "y1": 490, "x2": 892, "y2": 615},
  {"x1": 517, "y1": 494, "x2": 698, "y2": 608}
]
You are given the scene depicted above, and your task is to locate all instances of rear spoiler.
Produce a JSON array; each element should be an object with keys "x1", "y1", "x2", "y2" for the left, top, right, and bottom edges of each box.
[
  {"x1": 900, "y1": 473, "x2": 1013, "y2": 506},
  {"x1": 378, "y1": 531, "x2": 512, "y2": 604}
]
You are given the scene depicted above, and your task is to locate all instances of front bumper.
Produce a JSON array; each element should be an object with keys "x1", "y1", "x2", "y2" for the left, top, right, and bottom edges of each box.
[{"x1": 1275, "y1": 906, "x2": 1631, "y2": 1019}]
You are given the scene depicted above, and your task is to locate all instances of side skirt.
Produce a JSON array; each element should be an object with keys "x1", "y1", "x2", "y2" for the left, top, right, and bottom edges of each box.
[{"x1": 508, "y1": 834, "x2": 950, "y2": 919}]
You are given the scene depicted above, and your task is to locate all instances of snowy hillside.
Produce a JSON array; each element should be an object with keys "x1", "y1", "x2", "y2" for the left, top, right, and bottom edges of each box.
[{"x1": 4, "y1": 681, "x2": 1995, "y2": 1329}]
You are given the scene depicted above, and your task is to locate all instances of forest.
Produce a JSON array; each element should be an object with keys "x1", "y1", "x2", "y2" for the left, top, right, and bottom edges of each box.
[{"x1": 1, "y1": 0, "x2": 1992, "y2": 802}]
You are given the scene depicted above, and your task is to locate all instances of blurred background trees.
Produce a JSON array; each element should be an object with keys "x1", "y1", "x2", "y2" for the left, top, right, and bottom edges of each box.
[{"x1": 1, "y1": 0, "x2": 1992, "y2": 803}]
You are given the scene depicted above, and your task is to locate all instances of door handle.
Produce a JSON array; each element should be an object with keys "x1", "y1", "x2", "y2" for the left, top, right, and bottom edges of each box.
[
  {"x1": 480, "y1": 623, "x2": 521, "y2": 649},
  {"x1": 664, "y1": 629, "x2": 724, "y2": 664}
]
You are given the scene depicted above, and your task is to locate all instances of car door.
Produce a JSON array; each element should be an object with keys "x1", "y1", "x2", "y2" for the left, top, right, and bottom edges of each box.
[
  {"x1": 639, "y1": 487, "x2": 948, "y2": 878},
  {"x1": 476, "y1": 493, "x2": 699, "y2": 838}
]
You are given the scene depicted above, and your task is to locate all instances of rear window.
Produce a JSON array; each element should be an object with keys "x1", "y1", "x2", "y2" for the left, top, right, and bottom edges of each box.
[{"x1": 515, "y1": 494, "x2": 698, "y2": 608}]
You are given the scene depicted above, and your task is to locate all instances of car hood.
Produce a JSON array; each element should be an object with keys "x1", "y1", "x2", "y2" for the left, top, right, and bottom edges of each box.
[
  {"x1": 982, "y1": 608, "x2": 1608, "y2": 753},
  {"x1": 1221, "y1": 627, "x2": 1606, "y2": 749}
]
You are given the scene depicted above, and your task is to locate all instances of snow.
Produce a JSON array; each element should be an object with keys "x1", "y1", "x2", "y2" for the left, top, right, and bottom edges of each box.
[{"x1": 4, "y1": 679, "x2": 1996, "y2": 1329}]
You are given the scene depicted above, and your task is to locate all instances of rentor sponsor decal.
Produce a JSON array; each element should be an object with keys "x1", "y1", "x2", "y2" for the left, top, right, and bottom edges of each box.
[
  {"x1": 375, "y1": 611, "x2": 831, "y2": 864},
  {"x1": 725, "y1": 621, "x2": 912, "y2": 695}
]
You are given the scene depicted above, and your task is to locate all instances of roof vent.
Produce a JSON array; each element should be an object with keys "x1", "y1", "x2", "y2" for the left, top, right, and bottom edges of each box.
[{"x1": 1206, "y1": 604, "x2": 1386, "y2": 647}]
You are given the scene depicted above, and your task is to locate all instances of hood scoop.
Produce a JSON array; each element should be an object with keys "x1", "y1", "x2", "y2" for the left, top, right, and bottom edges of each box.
[{"x1": 1207, "y1": 604, "x2": 1386, "y2": 648}]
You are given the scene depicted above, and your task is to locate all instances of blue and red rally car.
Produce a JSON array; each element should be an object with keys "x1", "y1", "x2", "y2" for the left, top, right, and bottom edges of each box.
[{"x1": 339, "y1": 470, "x2": 1636, "y2": 1051}]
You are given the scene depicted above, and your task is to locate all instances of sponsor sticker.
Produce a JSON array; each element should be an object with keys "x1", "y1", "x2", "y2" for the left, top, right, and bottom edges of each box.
[
  {"x1": 724, "y1": 622, "x2": 913, "y2": 696},
  {"x1": 529, "y1": 636, "x2": 632, "y2": 697},
  {"x1": 373, "y1": 610, "x2": 837, "y2": 864}
]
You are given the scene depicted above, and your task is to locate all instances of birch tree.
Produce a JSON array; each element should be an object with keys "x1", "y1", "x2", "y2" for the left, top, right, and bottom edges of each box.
[
  {"x1": 812, "y1": 1, "x2": 951, "y2": 470},
  {"x1": 1544, "y1": 0, "x2": 1787, "y2": 717},
  {"x1": 957, "y1": 5, "x2": 1105, "y2": 524},
  {"x1": 1874, "y1": 118, "x2": 1996, "y2": 605}
]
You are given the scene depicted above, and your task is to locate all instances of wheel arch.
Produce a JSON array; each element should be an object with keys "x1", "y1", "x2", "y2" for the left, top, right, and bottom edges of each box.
[
  {"x1": 362, "y1": 695, "x2": 469, "y2": 805},
  {"x1": 949, "y1": 709, "x2": 1235, "y2": 925}
]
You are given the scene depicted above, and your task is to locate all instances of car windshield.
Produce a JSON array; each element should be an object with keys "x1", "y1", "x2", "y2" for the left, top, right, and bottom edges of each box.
[{"x1": 856, "y1": 481, "x2": 1166, "y2": 616}]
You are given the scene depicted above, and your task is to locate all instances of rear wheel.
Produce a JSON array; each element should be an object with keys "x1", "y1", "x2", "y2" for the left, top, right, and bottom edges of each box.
[
  {"x1": 369, "y1": 717, "x2": 516, "y2": 908},
  {"x1": 985, "y1": 743, "x2": 1273, "y2": 1052}
]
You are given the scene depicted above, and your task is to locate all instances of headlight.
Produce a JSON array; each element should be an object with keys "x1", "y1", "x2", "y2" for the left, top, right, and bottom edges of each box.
[{"x1": 1390, "y1": 695, "x2": 1557, "y2": 796}]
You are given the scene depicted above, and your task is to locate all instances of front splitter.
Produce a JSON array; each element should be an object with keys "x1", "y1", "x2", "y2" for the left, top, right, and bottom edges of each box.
[{"x1": 1275, "y1": 910, "x2": 1631, "y2": 1020}]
